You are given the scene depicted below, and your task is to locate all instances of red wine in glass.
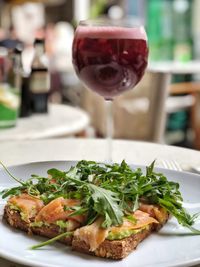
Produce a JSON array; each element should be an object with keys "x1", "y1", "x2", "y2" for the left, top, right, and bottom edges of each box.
[
  {"x1": 72, "y1": 21, "x2": 148, "y2": 161},
  {"x1": 73, "y1": 25, "x2": 148, "y2": 100}
]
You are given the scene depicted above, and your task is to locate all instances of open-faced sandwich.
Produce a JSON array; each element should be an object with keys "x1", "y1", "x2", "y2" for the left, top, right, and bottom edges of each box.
[{"x1": 1, "y1": 160, "x2": 199, "y2": 260}]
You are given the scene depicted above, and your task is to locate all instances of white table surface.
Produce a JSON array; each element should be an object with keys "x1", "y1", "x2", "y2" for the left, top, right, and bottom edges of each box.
[
  {"x1": 1, "y1": 138, "x2": 200, "y2": 169},
  {"x1": 1, "y1": 138, "x2": 200, "y2": 267},
  {"x1": 0, "y1": 104, "x2": 90, "y2": 141}
]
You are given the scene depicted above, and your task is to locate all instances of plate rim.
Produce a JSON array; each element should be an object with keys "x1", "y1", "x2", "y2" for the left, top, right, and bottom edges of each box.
[{"x1": 1, "y1": 159, "x2": 200, "y2": 177}]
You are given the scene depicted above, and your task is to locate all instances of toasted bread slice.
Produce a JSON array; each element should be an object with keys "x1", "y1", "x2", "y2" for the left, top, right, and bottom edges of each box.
[
  {"x1": 32, "y1": 224, "x2": 72, "y2": 245},
  {"x1": 4, "y1": 205, "x2": 72, "y2": 245},
  {"x1": 4, "y1": 204, "x2": 169, "y2": 259},
  {"x1": 72, "y1": 209, "x2": 169, "y2": 259},
  {"x1": 4, "y1": 204, "x2": 30, "y2": 232},
  {"x1": 72, "y1": 226, "x2": 153, "y2": 259}
]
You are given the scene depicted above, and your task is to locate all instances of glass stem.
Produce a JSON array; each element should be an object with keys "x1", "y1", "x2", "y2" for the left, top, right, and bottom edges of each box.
[{"x1": 105, "y1": 100, "x2": 113, "y2": 163}]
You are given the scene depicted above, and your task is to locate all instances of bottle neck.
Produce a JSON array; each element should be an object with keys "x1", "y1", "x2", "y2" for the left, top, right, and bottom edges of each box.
[
  {"x1": 35, "y1": 44, "x2": 45, "y2": 58},
  {"x1": 32, "y1": 43, "x2": 47, "y2": 70},
  {"x1": 13, "y1": 53, "x2": 22, "y2": 73}
]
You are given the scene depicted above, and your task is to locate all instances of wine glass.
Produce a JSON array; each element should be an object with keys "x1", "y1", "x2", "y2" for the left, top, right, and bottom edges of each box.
[{"x1": 72, "y1": 19, "x2": 148, "y2": 161}]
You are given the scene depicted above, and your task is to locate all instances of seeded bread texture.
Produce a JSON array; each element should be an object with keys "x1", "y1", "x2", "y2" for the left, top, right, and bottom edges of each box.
[
  {"x1": 4, "y1": 205, "x2": 72, "y2": 245},
  {"x1": 72, "y1": 212, "x2": 169, "y2": 259},
  {"x1": 3, "y1": 204, "x2": 169, "y2": 259}
]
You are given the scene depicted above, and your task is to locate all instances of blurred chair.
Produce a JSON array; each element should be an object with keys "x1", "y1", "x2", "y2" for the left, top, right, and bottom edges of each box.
[
  {"x1": 80, "y1": 71, "x2": 170, "y2": 143},
  {"x1": 168, "y1": 82, "x2": 200, "y2": 149},
  {"x1": 192, "y1": 88, "x2": 200, "y2": 150}
]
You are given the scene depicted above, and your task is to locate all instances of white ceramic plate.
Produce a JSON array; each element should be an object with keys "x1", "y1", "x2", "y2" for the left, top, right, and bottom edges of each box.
[{"x1": 0, "y1": 161, "x2": 200, "y2": 267}]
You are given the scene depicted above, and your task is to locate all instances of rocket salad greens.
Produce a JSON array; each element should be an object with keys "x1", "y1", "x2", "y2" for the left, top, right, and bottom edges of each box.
[{"x1": 1, "y1": 160, "x2": 200, "y2": 233}]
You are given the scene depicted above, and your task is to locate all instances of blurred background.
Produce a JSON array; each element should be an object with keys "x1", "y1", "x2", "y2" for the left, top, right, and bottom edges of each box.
[{"x1": 0, "y1": 0, "x2": 200, "y2": 149}]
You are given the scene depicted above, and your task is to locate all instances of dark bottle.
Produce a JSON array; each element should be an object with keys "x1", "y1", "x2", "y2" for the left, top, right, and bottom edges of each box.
[
  {"x1": 30, "y1": 39, "x2": 50, "y2": 113},
  {"x1": 8, "y1": 47, "x2": 22, "y2": 93},
  {"x1": 20, "y1": 74, "x2": 32, "y2": 117},
  {"x1": 7, "y1": 47, "x2": 32, "y2": 119},
  {"x1": 13, "y1": 47, "x2": 32, "y2": 118}
]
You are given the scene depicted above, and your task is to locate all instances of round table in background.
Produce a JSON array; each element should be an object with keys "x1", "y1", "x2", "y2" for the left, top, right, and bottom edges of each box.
[{"x1": 0, "y1": 104, "x2": 90, "y2": 141}]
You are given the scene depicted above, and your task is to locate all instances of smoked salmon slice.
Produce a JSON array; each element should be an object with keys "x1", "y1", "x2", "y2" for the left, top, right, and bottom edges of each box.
[
  {"x1": 74, "y1": 217, "x2": 109, "y2": 251},
  {"x1": 35, "y1": 197, "x2": 85, "y2": 224},
  {"x1": 139, "y1": 203, "x2": 169, "y2": 224},
  {"x1": 110, "y1": 210, "x2": 158, "y2": 234},
  {"x1": 8, "y1": 193, "x2": 44, "y2": 221},
  {"x1": 74, "y1": 210, "x2": 158, "y2": 251}
]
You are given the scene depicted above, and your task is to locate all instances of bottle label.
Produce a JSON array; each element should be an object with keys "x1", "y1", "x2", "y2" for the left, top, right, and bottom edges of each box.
[{"x1": 30, "y1": 72, "x2": 50, "y2": 93}]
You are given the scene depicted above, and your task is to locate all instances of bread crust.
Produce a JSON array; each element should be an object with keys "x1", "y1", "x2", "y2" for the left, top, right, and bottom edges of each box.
[
  {"x1": 4, "y1": 205, "x2": 30, "y2": 232},
  {"x1": 3, "y1": 204, "x2": 169, "y2": 259},
  {"x1": 72, "y1": 212, "x2": 169, "y2": 259},
  {"x1": 72, "y1": 226, "x2": 153, "y2": 259},
  {"x1": 3, "y1": 205, "x2": 72, "y2": 245}
]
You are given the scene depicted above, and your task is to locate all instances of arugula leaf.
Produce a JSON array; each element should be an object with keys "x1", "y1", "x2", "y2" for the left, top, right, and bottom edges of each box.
[
  {"x1": 67, "y1": 207, "x2": 88, "y2": 217},
  {"x1": 1, "y1": 186, "x2": 26, "y2": 199},
  {"x1": 47, "y1": 168, "x2": 66, "y2": 179},
  {"x1": 126, "y1": 214, "x2": 137, "y2": 224},
  {"x1": 146, "y1": 160, "x2": 156, "y2": 176},
  {"x1": 158, "y1": 198, "x2": 198, "y2": 230},
  {"x1": 89, "y1": 183, "x2": 123, "y2": 228},
  {"x1": 30, "y1": 231, "x2": 73, "y2": 250},
  {"x1": 61, "y1": 175, "x2": 123, "y2": 228},
  {"x1": 0, "y1": 161, "x2": 25, "y2": 186}
]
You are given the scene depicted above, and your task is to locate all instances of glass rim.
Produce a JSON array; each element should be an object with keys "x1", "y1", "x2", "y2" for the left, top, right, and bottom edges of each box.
[{"x1": 79, "y1": 19, "x2": 144, "y2": 28}]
